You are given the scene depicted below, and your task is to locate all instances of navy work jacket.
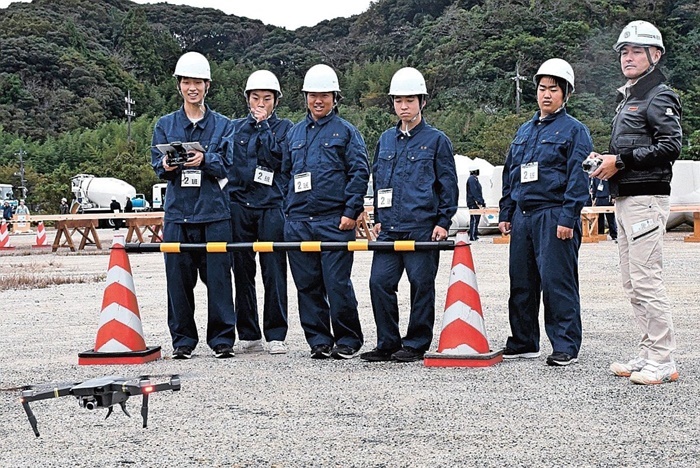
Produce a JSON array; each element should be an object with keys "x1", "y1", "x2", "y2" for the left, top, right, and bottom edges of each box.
[
  {"x1": 499, "y1": 109, "x2": 592, "y2": 229},
  {"x1": 282, "y1": 112, "x2": 370, "y2": 221},
  {"x1": 151, "y1": 106, "x2": 233, "y2": 224},
  {"x1": 227, "y1": 113, "x2": 293, "y2": 209},
  {"x1": 467, "y1": 174, "x2": 485, "y2": 209},
  {"x1": 372, "y1": 120, "x2": 458, "y2": 231}
]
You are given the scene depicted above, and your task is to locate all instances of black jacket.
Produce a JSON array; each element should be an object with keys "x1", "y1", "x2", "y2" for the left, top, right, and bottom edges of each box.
[{"x1": 609, "y1": 69, "x2": 682, "y2": 197}]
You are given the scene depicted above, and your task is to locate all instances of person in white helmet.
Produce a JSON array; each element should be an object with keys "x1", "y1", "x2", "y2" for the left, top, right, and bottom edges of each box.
[
  {"x1": 282, "y1": 64, "x2": 370, "y2": 360},
  {"x1": 360, "y1": 67, "x2": 458, "y2": 363},
  {"x1": 590, "y1": 21, "x2": 682, "y2": 385},
  {"x1": 151, "y1": 51, "x2": 236, "y2": 360},
  {"x1": 498, "y1": 58, "x2": 592, "y2": 367},
  {"x1": 227, "y1": 70, "x2": 293, "y2": 355},
  {"x1": 59, "y1": 197, "x2": 69, "y2": 215}
]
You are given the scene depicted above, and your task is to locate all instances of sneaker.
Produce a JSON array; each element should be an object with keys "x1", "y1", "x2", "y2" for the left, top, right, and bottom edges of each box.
[
  {"x1": 610, "y1": 357, "x2": 647, "y2": 377},
  {"x1": 237, "y1": 339, "x2": 265, "y2": 353},
  {"x1": 213, "y1": 344, "x2": 234, "y2": 359},
  {"x1": 268, "y1": 341, "x2": 288, "y2": 355},
  {"x1": 502, "y1": 348, "x2": 541, "y2": 360},
  {"x1": 546, "y1": 352, "x2": 578, "y2": 366},
  {"x1": 360, "y1": 347, "x2": 400, "y2": 362},
  {"x1": 310, "y1": 344, "x2": 332, "y2": 359},
  {"x1": 172, "y1": 346, "x2": 193, "y2": 360},
  {"x1": 391, "y1": 346, "x2": 424, "y2": 362},
  {"x1": 331, "y1": 344, "x2": 359, "y2": 360},
  {"x1": 629, "y1": 360, "x2": 679, "y2": 385}
]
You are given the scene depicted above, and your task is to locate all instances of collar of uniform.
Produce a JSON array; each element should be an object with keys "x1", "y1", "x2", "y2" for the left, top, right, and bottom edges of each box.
[
  {"x1": 531, "y1": 107, "x2": 567, "y2": 124},
  {"x1": 616, "y1": 68, "x2": 666, "y2": 102},
  {"x1": 394, "y1": 118, "x2": 426, "y2": 138},
  {"x1": 246, "y1": 112, "x2": 279, "y2": 126},
  {"x1": 305, "y1": 111, "x2": 335, "y2": 128},
  {"x1": 176, "y1": 104, "x2": 211, "y2": 129}
]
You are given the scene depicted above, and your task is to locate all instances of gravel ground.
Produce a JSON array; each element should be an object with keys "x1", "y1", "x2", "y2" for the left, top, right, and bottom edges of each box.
[{"x1": 1, "y1": 227, "x2": 699, "y2": 467}]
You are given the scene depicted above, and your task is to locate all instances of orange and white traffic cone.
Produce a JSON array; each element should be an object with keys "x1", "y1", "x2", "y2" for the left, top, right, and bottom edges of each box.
[
  {"x1": 424, "y1": 232, "x2": 503, "y2": 367},
  {"x1": 78, "y1": 235, "x2": 161, "y2": 365},
  {"x1": 32, "y1": 221, "x2": 50, "y2": 248},
  {"x1": 0, "y1": 219, "x2": 14, "y2": 250}
]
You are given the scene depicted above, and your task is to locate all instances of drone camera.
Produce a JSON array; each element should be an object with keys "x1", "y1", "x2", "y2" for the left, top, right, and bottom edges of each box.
[{"x1": 80, "y1": 397, "x2": 98, "y2": 410}]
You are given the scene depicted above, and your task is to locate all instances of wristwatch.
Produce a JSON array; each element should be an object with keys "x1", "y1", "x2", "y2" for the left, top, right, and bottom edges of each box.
[{"x1": 614, "y1": 154, "x2": 625, "y2": 170}]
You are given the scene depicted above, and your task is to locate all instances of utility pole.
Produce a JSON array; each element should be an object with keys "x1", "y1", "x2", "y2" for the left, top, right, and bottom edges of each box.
[
  {"x1": 124, "y1": 91, "x2": 136, "y2": 142},
  {"x1": 511, "y1": 61, "x2": 527, "y2": 114},
  {"x1": 14, "y1": 148, "x2": 27, "y2": 199}
]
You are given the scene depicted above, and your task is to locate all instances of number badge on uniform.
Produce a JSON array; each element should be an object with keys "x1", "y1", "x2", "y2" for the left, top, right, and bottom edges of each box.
[
  {"x1": 181, "y1": 169, "x2": 202, "y2": 187},
  {"x1": 521, "y1": 162, "x2": 538, "y2": 183},
  {"x1": 254, "y1": 166, "x2": 274, "y2": 186},
  {"x1": 294, "y1": 172, "x2": 312, "y2": 193}
]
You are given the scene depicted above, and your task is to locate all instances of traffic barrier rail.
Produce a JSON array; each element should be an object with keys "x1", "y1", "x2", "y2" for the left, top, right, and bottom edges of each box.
[{"x1": 125, "y1": 240, "x2": 456, "y2": 253}]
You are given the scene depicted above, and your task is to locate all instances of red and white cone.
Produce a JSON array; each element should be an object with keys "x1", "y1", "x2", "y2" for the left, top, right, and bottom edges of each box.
[
  {"x1": 78, "y1": 235, "x2": 161, "y2": 365},
  {"x1": 32, "y1": 221, "x2": 50, "y2": 248},
  {"x1": 424, "y1": 232, "x2": 503, "y2": 367},
  {"x1": 0, "y1": 219, "x2": 14, "y2": 250}
]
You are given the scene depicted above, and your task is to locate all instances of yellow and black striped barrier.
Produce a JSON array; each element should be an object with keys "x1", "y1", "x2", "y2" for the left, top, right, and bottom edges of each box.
[{"x1": 124, "y1": 240, "x2": 455, "y2": 253}]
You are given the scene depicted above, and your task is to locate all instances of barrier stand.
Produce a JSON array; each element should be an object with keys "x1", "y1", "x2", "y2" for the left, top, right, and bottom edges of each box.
[
  {"x1": 125, "y1": 216, "x2": 164, "y2": 243},
  {"x1": 13, "y1": 214, "x2": 31, "y2": 234},
  {"x1": 684, "y1": 212, "x2": 700, "y2": 243},
  {"x1": 52, "y1": 219, "x2": 102, "y2": 252}
]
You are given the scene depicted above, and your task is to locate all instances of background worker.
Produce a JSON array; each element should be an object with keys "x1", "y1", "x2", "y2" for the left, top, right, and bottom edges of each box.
[
  {"x1": 589, "y1": 176, "x2": 617, "y2": 241},
  {"x1": 109, "y1": 196, "x2": 122, "y2": 230},
  {"x1": 227, "y1": 70, "x2": 293, "y2": 355},
  {"x1": 498, "y1": 58, "x2": 593, "y2": 367},
  {"x1": 15, "y1": 199, "x2": 30, "y2": 216},
  {"x1": 151, "y1": 51, "x2": 236, "y2": 360},
  {"x1": 2, "y1": 200, "x2": 12, "y2": 230},
  {"x1": 59, "y1": 197, "x2": 69, "y2": 214},
  {"x1": 591, "y1": 21, "x2": 682, "y2": 385},
  {"x1": 282, "y1": 64, "x2": 370, "y2": 360},
  {"x1": 360, "y1": 67, "x2": 458, "y2": 363},
  {"x1": 466, "y1": 165, "x2": 485, "y2": 242}
]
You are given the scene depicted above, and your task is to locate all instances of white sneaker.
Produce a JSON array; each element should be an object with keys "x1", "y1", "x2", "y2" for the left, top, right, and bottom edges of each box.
[
  {"x1": 610, "y1": 356, "x2": 647, "y2": 377},
  {"x1": 629, "y1": 360, "x2": 679, "y2": 385},
  {"x1": 268, "y1": 341, "x2": 288, "y2": 355},
  {"x1": 237, "y1": 339, "x2": 264, "y2": 353}
]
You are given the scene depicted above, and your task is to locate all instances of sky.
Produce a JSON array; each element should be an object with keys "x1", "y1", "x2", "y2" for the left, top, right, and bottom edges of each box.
[{"x1": 0, "y1": 0, "x2": 375, "y2": 30}]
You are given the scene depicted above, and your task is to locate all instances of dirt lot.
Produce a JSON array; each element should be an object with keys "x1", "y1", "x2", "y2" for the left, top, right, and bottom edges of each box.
[{"x1": 0, "y1": 226, "x2": 699, "y2": 466}]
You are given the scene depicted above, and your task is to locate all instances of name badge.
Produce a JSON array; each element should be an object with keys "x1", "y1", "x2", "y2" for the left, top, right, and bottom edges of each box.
[
  {"x1": 597, "y1": 182, "x2": 604, "y2": 191},
  {"x1": 377, "y1": 188, "x2": 393, "y2": 208},
  {"x1": 254, "y1": 166, "x2": 274, "y2": 186},
  {"x1": 521, "y1": 162, "x2": 538, "y2": 183},
  {"x1": 294, "y1": 172, "x2": 312, "y2": 193},
  {"x1": 181, "y1": 169, "x2": 201, "y2": 187}
]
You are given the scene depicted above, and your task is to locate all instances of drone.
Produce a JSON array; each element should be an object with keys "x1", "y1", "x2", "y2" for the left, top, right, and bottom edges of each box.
[{"x1": 18, "y1": 375, "x2": 181, "y2": 437}]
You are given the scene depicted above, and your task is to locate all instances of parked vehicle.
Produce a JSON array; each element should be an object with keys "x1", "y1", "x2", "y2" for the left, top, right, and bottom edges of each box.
[
  {"x1": 70, "y1": 174, "x2": 149, "y2": 227},
  {"x1": 0, "y1": 183, "x2": 18, "y2": 210},
  {"x1": 151, "y1": 183, "x2": 167, "y2": 211}
]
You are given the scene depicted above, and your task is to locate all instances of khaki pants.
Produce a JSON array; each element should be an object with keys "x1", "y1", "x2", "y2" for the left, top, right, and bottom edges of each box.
[{"x1": 616, "y1": 195, "x2": 675, "y2": 363}]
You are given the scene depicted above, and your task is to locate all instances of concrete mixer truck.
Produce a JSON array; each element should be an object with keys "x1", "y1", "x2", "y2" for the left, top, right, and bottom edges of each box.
[{"x1": 70, "y1": 174, "x2": 150, "y2": 228}]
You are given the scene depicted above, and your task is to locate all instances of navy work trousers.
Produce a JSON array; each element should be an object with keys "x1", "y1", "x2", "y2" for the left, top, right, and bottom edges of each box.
[
  {"x1": 505, "y1": 207, "x2": 582, "y2": 357},
  {"x1": 230, "y1": 203, "x2": 288, "y2": 342},
  {"x1": 163, "y1": 220, "x2": 235, "y2": 350},
  {"x1": 285, "y1": 216, "x2": 363, "y2": 350},
  {"x1": 369, "y1": 228, "x2": 440, "y2": 352}
]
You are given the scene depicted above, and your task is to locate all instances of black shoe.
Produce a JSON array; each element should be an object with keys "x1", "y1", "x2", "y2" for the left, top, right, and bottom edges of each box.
[
  {"x1": 391, "y1": 346, "x2": 424, "y2": 362},
  {"x1": 172, "y1": 346, "x2": 193, "y2": 360},
  {"x1": 331, "y1": 344, "x2": 358, "y2": 359},
  {"x1": 546, "y1": 352, "x2": 578, "y2": 366},
  {"x1": 502, "y1": 347, "x2": 541, "y2": 360},
  {"x1": 310, "y1": 344, "x2": 332, "y2": 359},
  {"x1": 360, "y1": 347, "x2": 399, "y2": 362},
  {"x1": 213, "y1": 344, "x2": 234, "y2": 359}
]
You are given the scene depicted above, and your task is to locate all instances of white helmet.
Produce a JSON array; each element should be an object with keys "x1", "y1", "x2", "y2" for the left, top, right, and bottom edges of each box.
[
  {"x1": 245, "y1": 70, "x2": 282, "y2": 98},
  {"x1": 302, "y1": 64, "x2": 340, "y2": 93},
  {"x1": 389, "y1": 67, "x2": 428, "y2": 96},
  {"x1": 173, "y1": 52, "x2": 211, "y2": 80},
  {"x1": 614, "y1": 21, "x2": 665, "y2": 54},
  {"x1": 61, "y1": 198, "x2": 67, "y2": 203},
  {"x1": 469, "y1": 164, "x2": 480, "y2": 172},
  {"x1": 533, "y1": 58, "x2": 575, "y2": 93}
]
